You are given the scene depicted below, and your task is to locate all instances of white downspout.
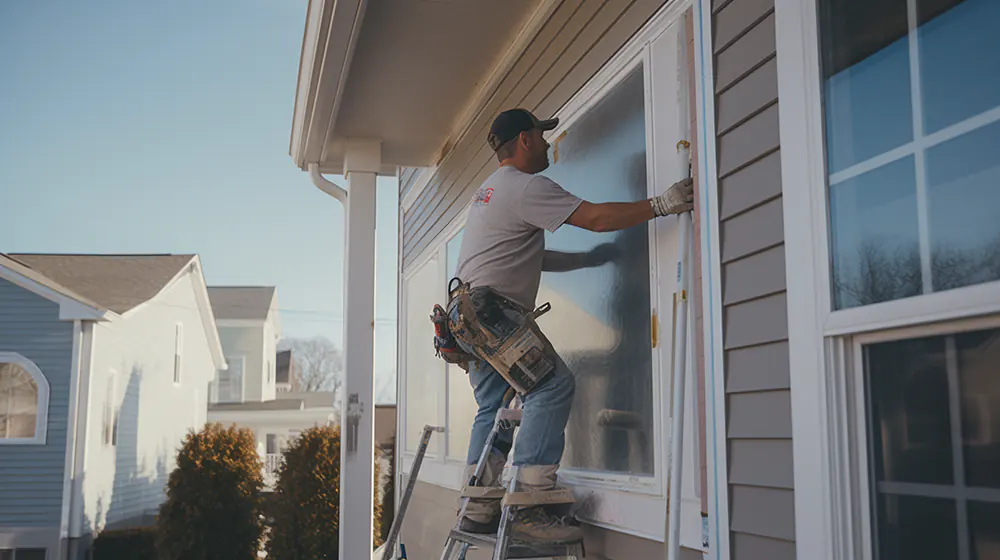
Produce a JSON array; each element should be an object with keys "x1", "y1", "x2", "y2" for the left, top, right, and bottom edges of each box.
[
  {"x1": 59, "y1": 320, "x2": 84, "y2": 558},
  {"x1": 309, "y1": 163, "x2": 348, "y2": 203}
]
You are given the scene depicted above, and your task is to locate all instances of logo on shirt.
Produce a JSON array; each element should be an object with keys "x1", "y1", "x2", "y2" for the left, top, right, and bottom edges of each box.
[{"x1": 473, "y1": 187, "x2": 494, "y2": 205}]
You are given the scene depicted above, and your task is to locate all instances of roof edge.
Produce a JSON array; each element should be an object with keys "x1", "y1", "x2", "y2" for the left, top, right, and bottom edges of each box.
[{"x1": 0, "y1": 254, "x2": 109, "y2": 321}]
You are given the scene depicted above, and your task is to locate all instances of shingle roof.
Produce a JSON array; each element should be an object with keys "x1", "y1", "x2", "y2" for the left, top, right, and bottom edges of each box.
[
  {"x1": 207, "y1": 286, "x2": 276, "y2": 320},
  {"x1": 7, "y1": 254, "x2": 194, "y2": 313}
]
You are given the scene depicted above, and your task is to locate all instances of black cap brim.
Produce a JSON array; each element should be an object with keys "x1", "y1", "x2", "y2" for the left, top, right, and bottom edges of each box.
[{"x1": 537, "y1": 118, "x2": 559, "y2": 131}]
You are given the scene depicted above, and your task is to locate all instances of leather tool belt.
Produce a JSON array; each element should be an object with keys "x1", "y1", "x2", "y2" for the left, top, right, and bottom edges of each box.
[{"x1": 446, "y1": 278, "x2": 556, "y2": 395}]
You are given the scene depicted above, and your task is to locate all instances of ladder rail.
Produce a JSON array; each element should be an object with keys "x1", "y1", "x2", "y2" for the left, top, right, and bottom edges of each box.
[{"x1": 382, "y1": 424, "x2": 443, "y2": 560}]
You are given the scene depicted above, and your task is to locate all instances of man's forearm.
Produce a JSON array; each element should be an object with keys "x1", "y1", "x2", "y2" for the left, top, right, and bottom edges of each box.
[{"x1": 587, "y1": 201, "x2": 655, "y2": 232}]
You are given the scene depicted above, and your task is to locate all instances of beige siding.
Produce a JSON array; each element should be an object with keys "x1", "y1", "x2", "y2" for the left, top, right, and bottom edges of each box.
[
  {"x1": 401, "y1": 0, "x2": 669, "y2": 268},
  {"x1": 710, "y1": 0, "x2": 795, "y2": 555}
]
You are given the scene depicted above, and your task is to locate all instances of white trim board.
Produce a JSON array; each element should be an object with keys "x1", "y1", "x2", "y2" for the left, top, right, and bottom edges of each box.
[{"x1": 692, "y1": 0, "x2": 731, "y2": 557}]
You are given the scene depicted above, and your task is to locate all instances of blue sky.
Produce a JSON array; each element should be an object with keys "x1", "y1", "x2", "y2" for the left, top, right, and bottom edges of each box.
[{"x1": 0, "y1": 1, "x2": 399, "y2": 402}]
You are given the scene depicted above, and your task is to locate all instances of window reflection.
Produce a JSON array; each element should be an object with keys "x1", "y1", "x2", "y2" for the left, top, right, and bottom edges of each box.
[
  {"x1": 537, "y1": 66, "x2": 654, "y2": 476},
  {"x1": 820, "y1": 0, "x2": 1000, "y2": 310}
]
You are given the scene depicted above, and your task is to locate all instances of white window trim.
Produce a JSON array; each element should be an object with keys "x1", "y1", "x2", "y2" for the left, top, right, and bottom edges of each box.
[
  {"x1": 775, "y1": 0, "x2": 1000, "y2": 557},
  {"x1": 692, "y1": 0, "x2": 732, "y2": 556},
  {"x1": 0, "y1": 352, "x2": 51, "y2": 445}
]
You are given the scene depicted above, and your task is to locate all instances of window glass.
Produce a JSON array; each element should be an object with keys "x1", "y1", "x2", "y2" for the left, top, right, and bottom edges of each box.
[
  {"x1": 829, "y1": 158, "x2": 921, "y2": 309},
  {"x1": 15, "y1": 550, "x2": 47, "y2": 560},
  {"x1": 864, "y1": 327, "x2": 1000, "y2": 559},
  {"x1": 445, "y1": 229, "x2": 477, "y2": 461},
  {"x1": 538, "y1": 65, "x2": 654, "y2": 476},
  {"x1": 925, "y1": 121, "x2": 1000, "y2": 292},
  {"x1": 917, "y1": 0, "x2": 1000, "y2": 133},
  {"x1": 0, "y1": 362, "x2": 39, "y2": 439},
  {"x1": 404, "y1": 257, "x2": 443, "y2": 454},
  {"x1": 819, "y1": 0, "x2": 1000, "y2": 310}
]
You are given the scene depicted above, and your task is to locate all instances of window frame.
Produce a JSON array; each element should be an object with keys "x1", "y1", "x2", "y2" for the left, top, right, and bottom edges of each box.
[
  {"x1": 173, "y1": 323, "x2": 183, "y2": 386},
  {"x1": 774, "y1": 0, "x2": 1000, "y2": 557},
  {"x1": 396, "y1": 0, "x2": 700, "y2": 541},
  {"x1": 0, "y1": 352, "x2": 50, "y2": 446}
]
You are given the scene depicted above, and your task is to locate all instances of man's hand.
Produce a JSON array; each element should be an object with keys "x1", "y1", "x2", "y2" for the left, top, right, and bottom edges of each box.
[{"x1": 650, "y1": 177, "x2": 694, "y2": 217}]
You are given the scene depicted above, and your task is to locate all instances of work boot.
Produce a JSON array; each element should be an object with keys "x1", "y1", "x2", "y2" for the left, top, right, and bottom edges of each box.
[
  {"x1": 458, "y1": 450, "x2": 506, "y2": 533},
  {"x1": 509, "y1": 465, "x2": 582, "y2": 544}
]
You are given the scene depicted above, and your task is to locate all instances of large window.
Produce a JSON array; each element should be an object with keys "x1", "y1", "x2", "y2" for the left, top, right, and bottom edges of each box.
[
  {"x1": 214, "y1": 356, "x2": 245, "y2": 404},
  {"x1": 539, "y1": 64, "x2": 655, "y2": 476},
  {"x1": 0, "y1": 355, "x2": 49, "y2": 444},
  {"x1": 820, "y1": 0, "x2": 1000, "y2": 310},
  {"x1": 783, "y1": 0, "x2": 1000, "y2": 557},
  {"x1": 859, "y1": 325, "x2": 1000, "y2": 560},
  {"x1": 445, "y1": 228, "x2": 477, "y2": 462},
  {"x1": 402, "y1": 255, "x2": 444, "y2": 455}
]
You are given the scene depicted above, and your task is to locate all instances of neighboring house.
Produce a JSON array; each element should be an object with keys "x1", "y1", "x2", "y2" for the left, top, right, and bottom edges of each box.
[
  {"x1": 275, "y1": 349, "x2": 296, "y2": 392},
  {"x1": 206, "y1": 287, "x2": 336, "y2": 487},
  {"x1": 206, "y1": 287, "x2": 281, "y2": 404},
  {"x1": 0, "y1": 253, "x2": 224, "y2": 560},
  {"x1": 208, "y1": 391, "x2": 337, "y2": 487},
  {"x1": 289, "y1": 1, "x2": 1000, "y2": 560}
]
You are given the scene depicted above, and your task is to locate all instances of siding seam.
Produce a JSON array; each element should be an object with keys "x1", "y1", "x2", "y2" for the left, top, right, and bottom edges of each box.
[
  {"x1": 719, "y1": 239, "x2": 783, "y2": 265},
  {"x1": 715, "y1": 52, "x2": 777, "y2": 97},
  {"x1": 712, "y1": 0, "x2": 736, "y2": 15},
  {"x1": 713, "y1": 8, "x2": 776, "y2": 54},
  {"x1": 717, "y1": 98, "x2": 779, "y2": 137},
  {"x1": 717, "y1": 145, "x2": 781, "y2": 182},
  {"x1": 724, "y1": 286, "x2": 786, "y2": 307}
]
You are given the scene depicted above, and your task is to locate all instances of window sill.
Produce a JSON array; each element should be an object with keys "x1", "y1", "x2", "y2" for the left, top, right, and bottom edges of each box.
[{"x1": 0, "y1": 437, "x2": 46, "y2": 446}]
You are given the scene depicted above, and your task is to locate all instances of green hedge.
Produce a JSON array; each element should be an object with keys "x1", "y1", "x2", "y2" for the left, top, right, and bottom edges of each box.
[
  {"x1": 157, "y1": 423, "x2": 265, "y2": 560},
  {"x1": 91, "y1": 527, "x2": 156, "y2": 560},
  {"x1": 265, "y1": 425, "x2": 384, "y2": 559}
]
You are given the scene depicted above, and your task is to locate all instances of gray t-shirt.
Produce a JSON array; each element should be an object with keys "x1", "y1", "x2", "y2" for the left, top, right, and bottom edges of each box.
[{"x1": 454, "y1": 166, "x2": 583, "y2": 310}]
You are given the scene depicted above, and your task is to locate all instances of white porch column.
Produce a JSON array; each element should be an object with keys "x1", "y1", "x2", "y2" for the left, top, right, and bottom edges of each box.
[{"x1": 340, "y1": 139, "x2": 380, "y2": 560}]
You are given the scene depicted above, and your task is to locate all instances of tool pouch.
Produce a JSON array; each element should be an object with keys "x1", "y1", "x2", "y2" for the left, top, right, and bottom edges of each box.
[
  {"x1": 431, "y1": 302, "x2": 474, "y2": 372},
  {"x1": 446, "y1": 278, "x2": 556, "y2": 395}
]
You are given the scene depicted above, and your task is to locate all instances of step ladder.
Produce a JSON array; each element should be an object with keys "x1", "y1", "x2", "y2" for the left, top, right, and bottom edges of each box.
[{"x1": 439, "y1": 404, "x2": 585, "y2": 560}]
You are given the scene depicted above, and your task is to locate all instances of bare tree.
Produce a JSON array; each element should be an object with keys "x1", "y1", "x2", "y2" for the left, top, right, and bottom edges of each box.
[{"x1": 277, "y1": 337, "x2": 343, "y2": 392}]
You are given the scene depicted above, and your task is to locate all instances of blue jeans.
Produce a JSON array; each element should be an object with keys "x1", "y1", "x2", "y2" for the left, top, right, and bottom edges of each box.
[{"x1": 451, "y1": 306, "x2": 576, "y2": 467}]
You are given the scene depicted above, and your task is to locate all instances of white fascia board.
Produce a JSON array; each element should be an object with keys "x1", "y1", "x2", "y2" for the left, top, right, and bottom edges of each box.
[
  {"x1": 294, "y1": 0, "x2": 370, "y2": 169},
  {"x1": 188, "y1": 256, "x2": 227, "y2": 371},
  {"x1": 0, "y1": 262, "x2": 108, "y2": 321}
]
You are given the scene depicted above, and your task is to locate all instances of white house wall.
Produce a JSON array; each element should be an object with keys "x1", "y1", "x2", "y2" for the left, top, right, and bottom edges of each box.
[
  {"x1": 217, "y1": 325, "x2": 266, "y2": 402},
  {"x1": 79, "y1": 271, "x2": 215, "y2": 534}
]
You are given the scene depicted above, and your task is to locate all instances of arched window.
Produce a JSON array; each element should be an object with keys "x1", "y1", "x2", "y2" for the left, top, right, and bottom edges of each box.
[{"x1": 0, "y1": 353, "x2": 50, "y2": 445}]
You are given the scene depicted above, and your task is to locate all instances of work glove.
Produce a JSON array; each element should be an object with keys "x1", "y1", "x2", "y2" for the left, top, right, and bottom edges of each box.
[{"x1": 649, "y1": 177, "x2": 694, "y2": 217}]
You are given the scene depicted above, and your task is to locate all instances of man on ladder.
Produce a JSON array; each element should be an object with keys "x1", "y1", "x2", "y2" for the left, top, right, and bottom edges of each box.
[{"x1": 443, "y1": 108, "x2": 694, "y2": 546}]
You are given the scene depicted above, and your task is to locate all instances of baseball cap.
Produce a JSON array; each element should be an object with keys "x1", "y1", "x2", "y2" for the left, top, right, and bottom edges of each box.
[{"x1": 487, "y1": 109, "x2": 559, "y2": 151}]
